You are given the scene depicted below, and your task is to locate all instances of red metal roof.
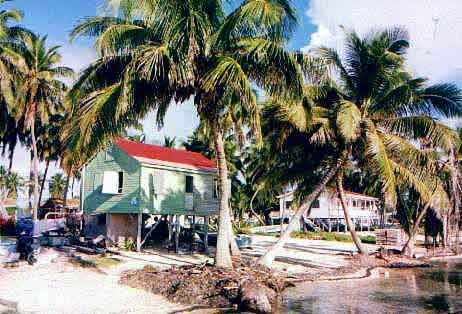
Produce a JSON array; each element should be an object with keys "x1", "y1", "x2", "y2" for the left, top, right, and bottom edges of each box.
[{"x1": 115, "y1": 138, "x2": 217, "y2": 170}]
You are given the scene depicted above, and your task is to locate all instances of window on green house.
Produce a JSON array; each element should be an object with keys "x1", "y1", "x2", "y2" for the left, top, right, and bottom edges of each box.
[
  {"x1": 118, "y1": 172, "x2": 123, "y2": 193},
  {"x1": 185, "y1": 175, "x2": 194, "y2": 193}
]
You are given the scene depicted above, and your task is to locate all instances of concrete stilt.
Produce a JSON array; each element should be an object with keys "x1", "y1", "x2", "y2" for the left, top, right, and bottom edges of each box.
[
  {"x1": 204, "y1": 216, "x2": 209, "y2": 254},
  {"x1": 136, "y1": 213, "x2": 142, "y2": 252}
]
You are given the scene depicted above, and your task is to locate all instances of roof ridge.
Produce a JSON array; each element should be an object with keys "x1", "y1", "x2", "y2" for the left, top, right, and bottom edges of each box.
[{"x1": 114, "y1": 138, "x2": 217, "y2": 170}]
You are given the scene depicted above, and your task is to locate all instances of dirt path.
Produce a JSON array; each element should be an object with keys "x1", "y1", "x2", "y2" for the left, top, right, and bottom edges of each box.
[{"x1": 0, "y1": 249, "x2": 181, "y2": 314}]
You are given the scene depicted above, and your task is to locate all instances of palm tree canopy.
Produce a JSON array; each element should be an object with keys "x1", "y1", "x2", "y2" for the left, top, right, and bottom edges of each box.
[
  {"x1": 310, "y1": 27, "x2": 462, "y2": 209},
  {"x1": 2, "y1": 32, "x2": 74, "y2": 129},
  {"x1": 48, "y1": 173, "x2": 67, "y2": 199},
  {"x1": 65, "y1": 0, "x2": 313, "y2": 157}
]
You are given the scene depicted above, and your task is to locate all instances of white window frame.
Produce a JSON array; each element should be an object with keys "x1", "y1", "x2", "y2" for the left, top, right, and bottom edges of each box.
[{"x1": 102, "y1": 171, "x2": 123, "y2": 195}]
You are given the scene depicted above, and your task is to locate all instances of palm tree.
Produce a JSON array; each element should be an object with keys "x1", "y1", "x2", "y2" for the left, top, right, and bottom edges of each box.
[
  {"x1": 258, "y1": 27, "x2": 462, "y2": 266},
  {"x1": 2, "y1": 33, "x2": 74, "y2": 220},
  {"x1": 37, "y1": 113, "x2": 66, "y2": 205},
  {"x1": 68, "y1": 0, "x2": 309, "y2": 269},
  {"x1": 319, "y1": 29, "x2": 461, "y2": 256},
  {"x1": 0, "y1": 0, "x2": 26, "y2": 173},
  {"x1": 163, "y1": 136, "x2": 176, "y2": 148},
  {"x1": 0, "y1": 166, "x2": 22, "y2": 222},
  {"x1": 48, "y1": 173, "x2": 67, "y2": 199}
]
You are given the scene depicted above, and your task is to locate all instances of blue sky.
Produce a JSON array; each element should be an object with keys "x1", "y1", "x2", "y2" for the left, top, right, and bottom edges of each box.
[{"x1": 4, "y1": 0, "x2": 316, "y2": 55}]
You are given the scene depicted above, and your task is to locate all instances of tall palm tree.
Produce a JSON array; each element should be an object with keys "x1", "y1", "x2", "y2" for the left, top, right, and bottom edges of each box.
[
  {"x1": 0, "y1": 0, "x2": 26, "y2": 173},
  {"x1": 67, "y1": 0, "x2": 309, "y2": 269},
  {"x1": 2, "y1": 33, "x2": 74, "y2": 220},
  {"x1": 258, "y1": 27, "x2": 462, "y2": 266},
  {"x1": 37, "y1": 113, "x2": 66, "y2": 205},
  {"x1": 315, "y1": 28, "x2": 462, "y2": 256}
]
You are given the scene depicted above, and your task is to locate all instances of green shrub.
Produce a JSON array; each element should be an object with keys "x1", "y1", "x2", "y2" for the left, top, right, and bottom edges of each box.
[
  {"x1": 290, "y1": 231, "x2": 376, "y2": 244},
  {"x1": 359, "y1": 235, "x2": 376, "y2": 244}
]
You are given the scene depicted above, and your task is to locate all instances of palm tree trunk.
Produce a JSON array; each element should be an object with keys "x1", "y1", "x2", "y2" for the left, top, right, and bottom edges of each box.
[
  {"x1": 38, "y1": 159, "x2": 50, "y2": 206},
  {"x1": 7, "y1": 147, "x2": 14, "y2": 174},
  {"x1": 401, "y1": 200, "x2": 432, "y2": 257},
  {"x1": 442, "y1": 214, "x2": 449, "y2": 248},
  {"x1": 213, "y1": 127, "x2": 234, "y2": 269},
  {"x1": 63, "y1": 171, "x2": 71, "y2": 207},
  {"x1": 228, "y1": 220, "x2": 241, "y2": 258},
  {"x1": 71, "y1": 177, "x2": 75, "y2": 198},
  {"x1": 336, "y1": 173, "x2": 368, "y2": 255},
  {"x1": 30, "y1": 119, "x2": 40, "y2": 221},
  {"x1": 257, "y1": 158, "x2": 343, "y2": 268},
  {"x1": 250, "y1": 187, "x2": 266, "y2": 226}
]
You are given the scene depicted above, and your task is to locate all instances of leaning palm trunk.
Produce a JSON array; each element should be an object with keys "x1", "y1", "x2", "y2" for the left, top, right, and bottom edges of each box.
[
  {"x1": 250, "y1": 187, "x2": 266, "y2": 226},
  {"x1": 257, "y1": 160, "x2": 342, "y2": 268},
  {"x1": 228, "y1": 220, "x2": 241, "y2": 258},
  {"x1": 7, "y1": 149, "x2": 14, "y2": 174},
  {"x1": 213, "y1": 127, "x2": 234, "y2": 268},
  {"x1": 336, "y1": 173, "x2": 368, "y2": 255},
  {"x1": 401, "y1": 200, "x2": 433, "y2": 257},
  {"x1": 38, "y1": 159, "x2": 50, "y2": 206},
  {"x1": 30, "y1": 114, "x2": 40, "y2": 221}
]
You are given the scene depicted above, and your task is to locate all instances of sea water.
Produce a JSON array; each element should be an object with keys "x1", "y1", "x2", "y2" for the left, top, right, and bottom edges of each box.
[{"x1": 280, "y1": 260, "x2": 462, "y2": 313}]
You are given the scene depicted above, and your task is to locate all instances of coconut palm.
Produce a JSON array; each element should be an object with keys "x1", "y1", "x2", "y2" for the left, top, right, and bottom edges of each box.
[
  {"x1": 0, "y1": 1, "x2": 27, "y2": 173},
  {"x1": 258, "y1": 27, "x2": 462, "y2": 266},
  {"x1": 48, "y1": 173, "x2": 67, "y2": 199},
  {"x1": 0, "y1": 166, "x2": 22, "y2": 222},
  {"x1": 2, "y1": 33, "x2": 74, "y2": 220},
  {"x1": 67, "y1": 0, "x2": 309, "y2": 269},
  {"x1": 309, "y1": 28, "x2": 460, "y2": 256}
]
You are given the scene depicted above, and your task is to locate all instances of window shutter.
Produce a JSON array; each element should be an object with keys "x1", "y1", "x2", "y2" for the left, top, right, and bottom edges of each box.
[
  {"x1": 102, "y1": 171, "x2": 119, "y2": 194},
  {"x1": 153, "y1": 171, "x2": 164, "y2": 195}
]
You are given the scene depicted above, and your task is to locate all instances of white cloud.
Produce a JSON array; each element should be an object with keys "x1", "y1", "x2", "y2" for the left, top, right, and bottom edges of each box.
[{"x1": 303, "y1": 0, "x2": 462, "y2": 85}]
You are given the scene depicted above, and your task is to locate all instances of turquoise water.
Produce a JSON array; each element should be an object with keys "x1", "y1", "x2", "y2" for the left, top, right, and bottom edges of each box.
[{"x1": 280, "y1": 260, "x2": 462, "y2": 313}]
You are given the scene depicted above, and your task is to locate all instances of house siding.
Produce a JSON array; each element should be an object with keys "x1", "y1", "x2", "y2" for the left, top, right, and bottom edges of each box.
[
  {"x1": 83, "y1": 144, "x2": 141, "y2": 214},
  {"x1": 140, "y1": 164, "x2": 219, "y2": 216}
]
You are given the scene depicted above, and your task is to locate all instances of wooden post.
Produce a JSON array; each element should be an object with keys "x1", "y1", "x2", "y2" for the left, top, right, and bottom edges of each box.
[
  {"x1": 337, "y1": 218, "x2": 340, "y2": 232},
  {"x1": 136, "y1": 213, "x2": 142, "y2": 252},
  {"x1": 168, "y1": 215, "x2": 173, "y2": 243},
  {"x1": 280, "y1": 198, "x2": 285, "y2": 235},
  {"x1": 328, "y1": 218, "x2": 332, "y2": 232},
  {"x1": 174, "y1": 215, "x2": 180, "y2": 253},
  {"x1": 360, "y1": 218, "x2": 363, "y2": 232},
  {"x1": 204, "y1": 216, "x2": 209, "y2": 254}
]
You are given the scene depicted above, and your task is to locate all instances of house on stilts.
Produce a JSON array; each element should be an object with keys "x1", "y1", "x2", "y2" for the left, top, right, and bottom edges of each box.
[
  {"x1": 80, "y1": 138, "x2": 219, "y2": 251},
  {"x1": 275, "y1": 188, "x2": 381, "y2": 231}
]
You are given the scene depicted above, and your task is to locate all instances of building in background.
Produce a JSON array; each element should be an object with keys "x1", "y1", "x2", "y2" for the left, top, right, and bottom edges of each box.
[{"x1": 276, "y1": 188, "x2": 381, "y2": 231}]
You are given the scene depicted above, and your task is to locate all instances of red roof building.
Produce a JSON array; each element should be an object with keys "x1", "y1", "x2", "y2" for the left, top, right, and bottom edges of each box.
[{"x1": 115, "y1": 138, "x2": 217, "y2": 171}]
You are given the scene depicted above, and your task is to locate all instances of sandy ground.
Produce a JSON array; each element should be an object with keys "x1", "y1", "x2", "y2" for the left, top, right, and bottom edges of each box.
[
  {"x1": 0, "y1": 248, "x2": 184, "y2": 314},
  {"x1": 244, "y1": 234, "x2": 377, "y2": 268}
]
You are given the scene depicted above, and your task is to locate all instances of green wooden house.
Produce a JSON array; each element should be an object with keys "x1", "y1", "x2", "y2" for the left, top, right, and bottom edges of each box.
[{"x1": 81, "y1": 138, "x2": 219, "y2": 250}]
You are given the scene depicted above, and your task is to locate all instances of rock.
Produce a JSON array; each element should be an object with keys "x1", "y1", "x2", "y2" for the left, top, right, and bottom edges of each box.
[{"x1": 238, "y1": 280, "x2": 275, "y2": 314}]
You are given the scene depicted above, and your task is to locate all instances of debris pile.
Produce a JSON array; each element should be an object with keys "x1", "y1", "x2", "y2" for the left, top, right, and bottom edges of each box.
[{"x1": 120, "y1": 260, "x2": 291, "y2": 313}]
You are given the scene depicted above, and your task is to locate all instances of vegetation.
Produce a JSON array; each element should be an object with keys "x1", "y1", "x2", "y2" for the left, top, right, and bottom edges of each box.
[
  {"x1": 0, "y1": 166, "x2": 22, "y2": 223},
  {"x1": 291, "y1": 231, "x2": 376, "y2": 244},
  {"x1": 48, "y1": 173, "x2": 67, "y2": 199}
]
